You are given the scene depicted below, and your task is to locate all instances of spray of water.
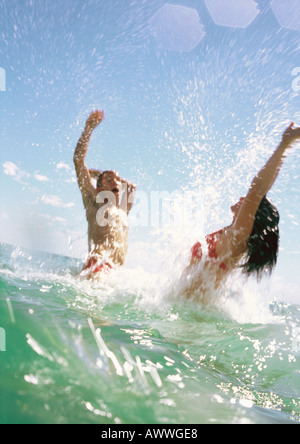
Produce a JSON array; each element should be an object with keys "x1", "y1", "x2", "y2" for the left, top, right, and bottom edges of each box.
[{"x1": 1, "y1": 1, "x2": 299, "y2": 324}]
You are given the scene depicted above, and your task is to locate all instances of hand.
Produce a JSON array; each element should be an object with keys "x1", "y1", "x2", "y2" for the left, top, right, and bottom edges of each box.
[
  {"x1": 128, "y1": 182, "x2": 137, "y2": 194},
  {"x1": 86, "y1": 110, "x2": 105, "y2": 130},
  {"x1": 282, "y1": 122, "x2": 300, "y2": 146},
  {"x1": 121, "y1": 179, "x2": 137, "y2": 193}
]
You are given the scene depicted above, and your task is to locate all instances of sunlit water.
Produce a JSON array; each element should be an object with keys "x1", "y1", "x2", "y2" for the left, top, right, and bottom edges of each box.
[{"x1": 0, "y1": 242, "x2": 299, "y2": 424}]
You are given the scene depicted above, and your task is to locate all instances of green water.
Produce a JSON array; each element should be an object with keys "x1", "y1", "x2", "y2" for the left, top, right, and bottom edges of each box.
[{"x1": 0, "y1": 242, "x2": 299, "y2": 424}]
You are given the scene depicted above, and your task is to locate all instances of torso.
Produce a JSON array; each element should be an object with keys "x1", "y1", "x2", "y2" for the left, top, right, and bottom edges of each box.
[
  {"x1": 191, "y1": 229, "x2": 229, "y2": 271},
  {"x1": 183, "y1": 229, "x2": 232, "y2": 299},
  {"x1": 84, "y1": 192, "x2": 128, "y2": 266}
]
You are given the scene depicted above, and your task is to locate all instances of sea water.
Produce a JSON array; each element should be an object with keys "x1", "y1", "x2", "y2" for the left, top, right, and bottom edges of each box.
[{"x1": 0, "y1": 241, "x2": 299, "y2": 424}]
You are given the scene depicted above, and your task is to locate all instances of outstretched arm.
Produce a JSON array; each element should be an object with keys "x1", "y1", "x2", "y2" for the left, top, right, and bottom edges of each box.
[
  {"x1": 73, "y1": 111, "x2": 105, "y2": 203},
  {"x1": 221, "y1": 123, "x2": 300, "y2": 258},
  {"x1": 245, "y1": 123, "x2": 299, "y2": 199}
]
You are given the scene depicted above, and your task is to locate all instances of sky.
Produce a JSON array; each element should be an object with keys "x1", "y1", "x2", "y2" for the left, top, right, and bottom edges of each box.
[{"x1": 0, "y1": 0, "x2": 300, "y2": 299}]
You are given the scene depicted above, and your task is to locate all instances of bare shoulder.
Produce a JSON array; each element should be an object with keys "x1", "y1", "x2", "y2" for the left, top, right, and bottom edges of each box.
[
  {"x1": 82, "y1": 187, "x2": 98, "y2": 209},
  {"x1": 215, "y1": 225, "x2": 248, "y2": 263}
]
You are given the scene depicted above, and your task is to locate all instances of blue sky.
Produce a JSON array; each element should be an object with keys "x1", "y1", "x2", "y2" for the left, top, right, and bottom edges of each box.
[{"x1": 0, "y1": 0, "x2": 300, "y2": 297}]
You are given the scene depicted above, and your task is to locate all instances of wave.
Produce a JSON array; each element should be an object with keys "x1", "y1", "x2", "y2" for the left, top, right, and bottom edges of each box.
[{"x1": 0, "y1": 242, "x2": 299, "y2": 424}]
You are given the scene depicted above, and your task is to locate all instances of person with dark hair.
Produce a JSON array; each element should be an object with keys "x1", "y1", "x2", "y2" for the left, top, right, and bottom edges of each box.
[
  {"x1": 184, "y1": 123, "x2": 300, "y2": 296},
  {"x1": 73, "y1": 110, "x2": 136, "y2": 279}
]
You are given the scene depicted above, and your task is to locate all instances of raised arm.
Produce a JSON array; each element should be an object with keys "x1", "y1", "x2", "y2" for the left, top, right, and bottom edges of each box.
[
  {"x1": 73, "y1": 111, "x2": 105, "y2": 203},
  {"x1": 247, "y1": 123, "x2": 299, "y2": 195},
  {"x1": 220, "y1": 123, "x2": 300, "y2": 258}
]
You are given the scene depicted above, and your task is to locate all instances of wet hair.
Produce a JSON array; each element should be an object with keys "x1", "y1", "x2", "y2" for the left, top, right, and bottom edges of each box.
[
  {"x1": 97, "y1": 172, "x2": 105, "y2": 188},
  {"x1": 97, "y1": 170, "x2": 114, "y2": 189},
  {"x1": 241, "y1": 196, "x2": 280, "y2": 279}
]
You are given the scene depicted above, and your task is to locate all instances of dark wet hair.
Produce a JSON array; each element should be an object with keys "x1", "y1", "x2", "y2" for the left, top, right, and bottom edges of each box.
[
  {"x1": 97, "y1": 170, "x2": 114, "y2": 189},
  {"x1": 97, "y1": 172, "x2": 105, "y2": 188},
  {"x1": 241, "y1": 196, "x2": 280, "y2": 279}
]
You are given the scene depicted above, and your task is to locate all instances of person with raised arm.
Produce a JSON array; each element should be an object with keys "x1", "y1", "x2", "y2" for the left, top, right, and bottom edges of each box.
[
  {"x1": 184, "y1": 123, "x2": 300, "y2": 297},
  {"x1": 73, "y1": 110, "x2": 136, "y2": 279}
]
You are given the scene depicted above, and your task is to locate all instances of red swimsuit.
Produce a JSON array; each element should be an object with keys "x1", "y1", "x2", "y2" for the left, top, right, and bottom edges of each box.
[
  {"x1": 80, "y1": 256, "x2": 112, "y2": 279},
  {"x1": 191, "y1": 229, "x2": 228, "y2": 271}
]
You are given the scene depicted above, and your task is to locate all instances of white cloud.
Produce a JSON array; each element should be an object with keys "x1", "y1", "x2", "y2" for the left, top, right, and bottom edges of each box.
[
  {"x1": 3, "y1": 161, "x2": 30, "y2": 183},
  {"x1": 3, "y1": 161, "x2": 18, "y2": 176},
  {"x1": 56, "y1": 161, "x2": 76, "y2": 184},
  {"x1": 38, "y1": 214, "x2": 67, "y2": 224},
  {"x1": 41, "y1": 194, "x2": 74, "y2": 209},
  {"x1": 34, "y1": 173, "x2": 50, "y2": 182},
  {"x1": 56, "y1": 162, "x2": 72, "y2": 171},
  {"x1": 64, "y1": 177, "x2": 76, "y2": 184},
  {"x1": 3, "y1": 161, "x2": 52, "y2": 185}
]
